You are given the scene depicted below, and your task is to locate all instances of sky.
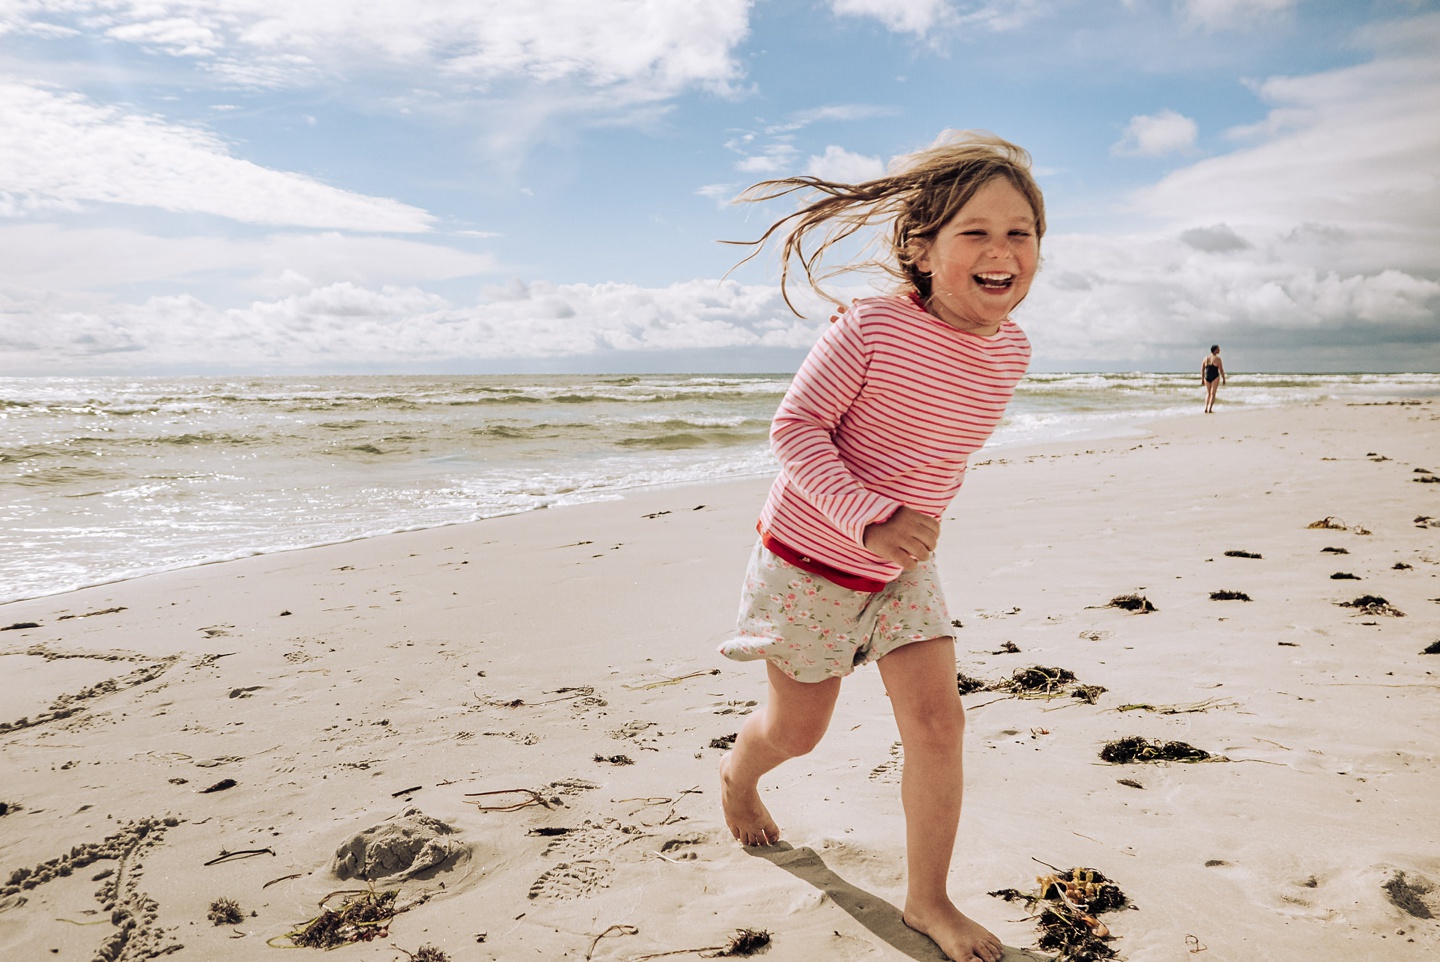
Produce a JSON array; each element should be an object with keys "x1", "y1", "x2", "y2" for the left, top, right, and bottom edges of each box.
[{"x1": 1, "y1": 0, "x2": 1438, "y2": 376}]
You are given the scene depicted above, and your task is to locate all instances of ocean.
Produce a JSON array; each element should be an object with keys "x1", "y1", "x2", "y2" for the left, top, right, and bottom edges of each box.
[{"x1": 3, "y1": 372, "x2": 1436, "y2": 604}]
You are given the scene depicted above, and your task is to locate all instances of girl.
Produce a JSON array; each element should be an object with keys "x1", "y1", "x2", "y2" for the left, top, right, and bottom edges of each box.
[{"x1": 717, "y1": 131, "x2": 1043, "y2": 962}]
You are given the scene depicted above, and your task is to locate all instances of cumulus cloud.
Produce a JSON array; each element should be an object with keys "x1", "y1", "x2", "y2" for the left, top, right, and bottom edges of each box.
[
  {"x1": 0, "y1": 279, "x2": 833, "y2": 373},
  {"x1": 1, "y1": 1, "x2": 750, "y2": 97},
  {"x1": 1020, "y1": 13, "x2": 1440, "y2": 369},
  {"x1": 1112, "y1": 108, "x2": 1199, "y2": 157},
  {"x1": 805, "y1": 145, "x2": 886, "y2": 183},
  {"x1": 0, "y1": 81, "x2": 434, "y2": 231},
  {"x1": 1132, "y1": 14, "x2": 1440, "y2": 267}
]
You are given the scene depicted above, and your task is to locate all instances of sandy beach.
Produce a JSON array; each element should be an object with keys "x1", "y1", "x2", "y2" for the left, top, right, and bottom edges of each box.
[{"x1": 2, "y1": 396, "x2": 1438, "y2": 962}]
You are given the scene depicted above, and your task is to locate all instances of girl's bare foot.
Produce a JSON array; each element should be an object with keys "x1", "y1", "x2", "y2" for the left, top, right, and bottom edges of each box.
[
  {"x1": 719, "y1": 753, "x2": 780, "y2": 846},
  {"x1": 904, "y1": 900, "x2": 1004, "y2": 962}
]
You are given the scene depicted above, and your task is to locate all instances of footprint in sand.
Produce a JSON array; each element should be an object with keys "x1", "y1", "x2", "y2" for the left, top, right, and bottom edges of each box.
[
  {"x1": 527, "y1": 859, "x2": 612, "y2": 900},
  {"x1": 868, "y1": 742, "x2": 903, "y2": 783},
  {"x1": 541, "y1": 820, "x2": 645, "y2": 860}
]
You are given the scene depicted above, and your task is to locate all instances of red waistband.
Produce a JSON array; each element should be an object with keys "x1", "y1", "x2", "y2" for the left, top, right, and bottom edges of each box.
[{"x1": 757, "y1": 524, "x2": 888, "y2": 593}]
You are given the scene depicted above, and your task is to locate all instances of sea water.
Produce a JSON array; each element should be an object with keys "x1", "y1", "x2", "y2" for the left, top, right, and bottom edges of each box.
[{"x1": 2, "y1": 372, "x2": 1435, "y2": 603}]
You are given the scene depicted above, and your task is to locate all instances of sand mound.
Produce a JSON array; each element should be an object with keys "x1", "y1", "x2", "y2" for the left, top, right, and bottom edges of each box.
[{"x1": 332, "y1": 808, "x2": 461, "y2": 882}]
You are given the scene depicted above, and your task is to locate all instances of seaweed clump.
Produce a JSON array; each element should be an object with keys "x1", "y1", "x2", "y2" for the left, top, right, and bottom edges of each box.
[
  {"x1": 1383, "y1": 871, "x2": 1435, "y2": 919},
  {"x1": 207, "y1": 897, "x2": 244, "y2": 926},
  {"x1": 1337, "y1": 595, "x2": 1405, "y2": 617},
  {"x1": 990, "y1": 867, "x2": 1130, "y2": 961},
  {"x1": 1223, "y1": 550, "x2": 1262, "y2": 559},
  {"x1": 956, "y1": 672, "x2": 988, "y2": 695},
  {"x1": 1321, "y1": 546, "x2": 1349, "y2": 554},
  {"x1": 1209, "y1": 590, "x2": 1251, "y2": 601},
  {"x1": 1100, "y1": 736, "x2": 1215, "y2": 764},
  {"x1": 1423, "y1": 641, "x2": 1440, "y2": 655},
  {"x1": 1100, "y1": 594, "x2": 1156, "y2": 613},
  {"x1": 272, "y1": 889, "x2": 405, "y2": 949}
]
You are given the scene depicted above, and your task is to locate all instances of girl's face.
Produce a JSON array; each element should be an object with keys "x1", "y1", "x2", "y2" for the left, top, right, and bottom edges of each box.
[{"x1": 915, "y1": 177, "x2": 1039, "y2": 335}]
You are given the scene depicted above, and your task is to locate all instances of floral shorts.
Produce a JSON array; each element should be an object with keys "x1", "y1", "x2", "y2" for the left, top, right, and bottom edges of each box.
[{"x1": 718, "y1": 540, "x2": 954, "y2": 683}]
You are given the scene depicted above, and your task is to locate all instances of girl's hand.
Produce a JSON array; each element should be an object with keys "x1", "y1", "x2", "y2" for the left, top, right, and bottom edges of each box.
[
  {"x1": 828, "y1": 298, "x2": 858, "y2": 324},
  {"x1": 863, "y1": 506, "x2": 940, "y2": 569}
]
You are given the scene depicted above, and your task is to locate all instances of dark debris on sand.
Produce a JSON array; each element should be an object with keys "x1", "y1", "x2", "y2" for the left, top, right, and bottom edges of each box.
[
  {"x1": 1223, "y1": 550, "x2": 1262, "y2": 559},
  {"x1": 1422, "y1": 641, "x2": 1440, "y2": 655},
  {"x1": 957, "y1": 666, "x2": 1106, "y2": 704},
  {"x1": 708, "y1": 733, "x2": 737, "y2": 750},
  {"x1": 990, "y1": 866, "x2": 1131, "y2": 962},
  {"x1": 1321, "y1": 546, "x2": 1349, "y2": 554},
  {"x1": 1383, "y1": 871, "x2": 1436, "y2": 919},
  {"x1": 1330, "y1": 572, "x2": 1361, "y2": 580},
  {"x1": 207, "y1": 897, "x2": 244, "y2": 926},
  {"x1": 956, "y1": 672, "x2": 988, "y2": 695},
  {"x1": 1209, "y1": 590, "x2": 1252, "y2": 601},
  {"x1": 1337, "y1": 595, "x2": 1405, "y2": 617},
  {"x1": 276, "y1": 888, "x2": 408, "y2": 949},
  {"x1": 1100, "y1": 736, "x2": 1216, "y2": 764},
  {"x1": 1097, "y1": 594, "x2": 1156, "y2": 614}
]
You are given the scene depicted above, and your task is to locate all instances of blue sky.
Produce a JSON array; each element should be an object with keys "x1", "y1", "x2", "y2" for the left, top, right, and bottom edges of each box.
[{"x1": 1, "y1": 0, "x2": 1437, "y2": 375}]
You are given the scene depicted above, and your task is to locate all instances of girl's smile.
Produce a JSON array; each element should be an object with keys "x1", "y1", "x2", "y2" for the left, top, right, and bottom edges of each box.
[{"x1": 915, "y1": 177, "x2": 1039, "y2": 335}]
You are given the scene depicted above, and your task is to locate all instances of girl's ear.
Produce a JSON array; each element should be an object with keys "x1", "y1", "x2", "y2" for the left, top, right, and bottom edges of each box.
[{"x1": 910, "y1": 238, "x2": 932, "y2": 274}]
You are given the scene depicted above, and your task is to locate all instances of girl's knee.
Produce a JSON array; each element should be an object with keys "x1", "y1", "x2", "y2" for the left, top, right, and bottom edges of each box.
[
  {"x1": 899, "y1": 696, "x2": 965, "y2": 749},
  {"x1": 770, "y1": 720, "x2": 828, "y2": 758}
]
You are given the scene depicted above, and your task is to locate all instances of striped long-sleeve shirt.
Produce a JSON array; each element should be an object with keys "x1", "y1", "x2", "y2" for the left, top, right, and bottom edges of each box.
[{"x1": 758, "y1": 293, "x2": 1031, "y2": 585}]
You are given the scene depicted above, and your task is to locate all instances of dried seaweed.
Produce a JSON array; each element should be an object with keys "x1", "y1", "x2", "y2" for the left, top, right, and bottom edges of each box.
[
  {"x1": 1321, "y1": 546, "x2": 1349, "y2": 554},
  {"x1": 1383, "y1": 871, "x2": 1435, "y2": 919},
  {"x1": 271, "y1": 888, "x2": 407, "y2": 949},
  {"x1": 1071, "y1": 684, "x2": 1108, "y2": 705},
  {"x1": 397, "y1": 945, "x2": 451, "y2": 962},
  {"x1": 708, "y1": 733, "x2": 737, "y2": 750},
  {"x1": 989, "y1": 867, "x2": 1130, "y2": 962},
  {"x1": 1423, "y1": 641, "x2": 1440, "y2": 655},
  {"x1": 1096, "y1": 594, "x2": 1156, "y2": 613},
  {"x1": 956, "y1": 672, "x2": 988, "y2": 695},
  {"x1": 1209, "y1": 590, "x2": 1251, "y2": 601},
  {"x1": 1100, "y1": 736, "x2": 1215, "y2": 764},
  {"x1": 207, "y1": 897, "x2": 244, "y2": 926},
  {"x1": 1223, "y1": 550, "x2": 1262, "y2": 559},
  {"x1": 633, "y1": 927, "x2": 773, "y2": 960},
  {"x1": 1337, "y1": 595, "x2": 1405, "y2": 617},
  {"x1": 1330, "y1": 572, "x2": 1361, "y2": 580},
  {"x1": 1307, "y1": 516, "x2": 1349, "y2": 530}
]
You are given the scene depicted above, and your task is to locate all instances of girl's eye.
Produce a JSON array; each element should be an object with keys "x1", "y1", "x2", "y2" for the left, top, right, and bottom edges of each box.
[{"x1": 1009, "y1": 230, "x2": 1032, "y2": 238}]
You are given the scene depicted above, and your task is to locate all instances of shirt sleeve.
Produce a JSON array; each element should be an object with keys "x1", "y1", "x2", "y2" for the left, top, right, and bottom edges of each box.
[{"x1": 770, "y1": 309, "x2": 904, "y2": 545}]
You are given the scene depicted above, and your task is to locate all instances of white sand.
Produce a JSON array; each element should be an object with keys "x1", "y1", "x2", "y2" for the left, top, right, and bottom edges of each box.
[{"x1": 2, "y1": 397, "x2": 1438, "y2": 961}]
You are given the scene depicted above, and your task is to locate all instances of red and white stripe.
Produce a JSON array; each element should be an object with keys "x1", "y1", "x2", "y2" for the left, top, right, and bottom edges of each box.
[{"x1": 759, "y1": 293, "x2": 1031, "y2": 583}]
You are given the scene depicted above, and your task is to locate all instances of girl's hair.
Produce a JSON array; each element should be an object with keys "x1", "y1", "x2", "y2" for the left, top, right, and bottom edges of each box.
[
  {"x1": 727, "y1": 130, "x2": 1045, "y2": 315},
  {"x1": 1210, "y1": 345, "x2": 1220, "y2": 353}
]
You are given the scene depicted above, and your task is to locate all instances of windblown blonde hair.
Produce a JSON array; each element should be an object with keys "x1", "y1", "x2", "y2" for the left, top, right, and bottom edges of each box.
[{"x1": 728, "y1": 130, "x2": 1045, "y2": 315}]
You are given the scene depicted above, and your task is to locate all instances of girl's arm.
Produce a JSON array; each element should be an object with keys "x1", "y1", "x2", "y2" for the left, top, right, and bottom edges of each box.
[{"x1": 771, "y1": 310, "x2": 905, "y2": 546}]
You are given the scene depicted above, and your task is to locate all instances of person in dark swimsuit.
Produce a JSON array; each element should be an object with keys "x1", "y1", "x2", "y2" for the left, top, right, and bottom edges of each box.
[{"x1": 1202, "y1": 344, "x2": 1226, "y2": 413}]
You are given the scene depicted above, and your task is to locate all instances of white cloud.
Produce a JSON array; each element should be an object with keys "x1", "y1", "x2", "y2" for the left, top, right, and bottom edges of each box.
[
  {"x1": 0, "y1": 81, "x2": 434, "y2": 231},
  {"x1": 828, "y1": 0, "x2": 1045, "y2": 35},
  {"x1": 1020, "y1": 13, "x2": 1440, "y2": 368},
  {"x1": 1132, "y1": 15, "x2": 1440, "y2": 260},
  {"x1": 1182, "y1": 0, "x2": 1297, "y2": 31},
  {"x1": 3, "y1": 1, "x2": 751, "y2": 98},
  {"x1": 830, "y1": 0, "x2": 951, "y2": 34},
  {"x1": 805, "y1": 145, "x2": 885, "y2": 183},
  {"x1": 1112, "y1": 108, "x2": 1198, "y2": 157},
  {"x1": 0, "y1": 278, "x2": 831, "y2": 372}
]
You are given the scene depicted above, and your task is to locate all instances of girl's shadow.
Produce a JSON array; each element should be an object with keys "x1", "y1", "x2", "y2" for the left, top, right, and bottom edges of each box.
[{"x1": 745, "y1": 843, "x2": 1046, "y2": 961}]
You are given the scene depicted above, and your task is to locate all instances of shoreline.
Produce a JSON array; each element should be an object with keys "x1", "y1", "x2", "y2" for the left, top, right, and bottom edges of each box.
[{"x1": 3, "y1": 396, "x2": 1438, "y2": 961}]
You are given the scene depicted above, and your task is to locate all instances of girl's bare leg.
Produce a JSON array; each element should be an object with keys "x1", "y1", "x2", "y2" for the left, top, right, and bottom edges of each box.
[
  {"x1": 877, "y1": 636, "x2": 1003, "y2": 962},
  {"x1": 720, "y1": 661, "x2": 841, "y2": 846}
]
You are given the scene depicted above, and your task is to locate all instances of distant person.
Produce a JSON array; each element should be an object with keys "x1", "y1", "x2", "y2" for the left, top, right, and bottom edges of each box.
[
  {"x1": 716, "y1": 131, "x2": 1041, "y2": 962},
  {"x1": 1202, "y1": 344, "x2": 1227, "y2": 413}
]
